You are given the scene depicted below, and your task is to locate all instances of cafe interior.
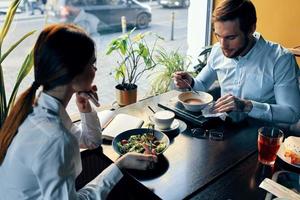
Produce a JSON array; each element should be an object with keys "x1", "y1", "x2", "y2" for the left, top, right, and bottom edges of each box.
[{"x1": 66, "y1": 0, "x2": 300, "y2": 199}]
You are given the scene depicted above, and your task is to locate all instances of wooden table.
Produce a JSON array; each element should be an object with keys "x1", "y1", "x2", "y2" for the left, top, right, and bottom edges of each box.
[{"x1": 96, "y1": 90, "x2": 299, "y2": 200}]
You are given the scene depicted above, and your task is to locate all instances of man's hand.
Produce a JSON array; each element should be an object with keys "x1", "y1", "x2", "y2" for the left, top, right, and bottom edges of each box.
[
  {"x1": 212, "y1": 94, "x2": 253, "y2": 113},
  {"x1": 173, "y1": 71, "x2": 193, "y2": 89}
]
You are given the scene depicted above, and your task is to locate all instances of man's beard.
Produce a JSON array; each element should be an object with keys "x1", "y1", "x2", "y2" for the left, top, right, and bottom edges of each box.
[{"x1": 223, "y1": 36, "x2": 249, "y2": 58}]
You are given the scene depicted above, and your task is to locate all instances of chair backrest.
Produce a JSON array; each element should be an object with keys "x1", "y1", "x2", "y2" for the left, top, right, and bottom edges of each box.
[
  {"x1": 288, "y1": 46, "x2": 300, "y2": 58},
  {"x1": 75, "y1": 146, "x2": 112, "y2": 190}
]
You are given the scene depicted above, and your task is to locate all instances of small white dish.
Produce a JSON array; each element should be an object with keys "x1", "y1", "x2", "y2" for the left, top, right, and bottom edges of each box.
[
  {"x1": 277, "y1": 142, "x2": 300, "y2": 168},
  {"x1": 156, "y1": 119, "x2": 180, "y2": 132},
  {"x1": 153, "y1": 110, "x2": 175, "y2": 130}
]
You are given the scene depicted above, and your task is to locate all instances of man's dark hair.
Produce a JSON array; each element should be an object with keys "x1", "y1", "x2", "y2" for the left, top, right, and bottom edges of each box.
[{"x1": 212, "y1": 0, "x2": 257, "y2": 34}]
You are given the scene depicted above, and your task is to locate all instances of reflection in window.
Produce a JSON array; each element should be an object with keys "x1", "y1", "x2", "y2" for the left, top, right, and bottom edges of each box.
[
  {"x1": 104, "y1": 0, "x2": 126, "y2": 6},
  {"x1": 7, "y1": 0, "x2": 189, "y2": 115},
  {"x1": 68, "y1": 0, "x2": 86, "y2": 6}
]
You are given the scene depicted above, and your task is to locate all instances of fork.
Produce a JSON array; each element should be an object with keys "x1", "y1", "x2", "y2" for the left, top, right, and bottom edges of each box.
[
  {"x1": 149, "y1": 124, "x2": 154, "y2": 153},
  {"x1": 147, "y1": 123, "x2": 155, "y2": 153}
]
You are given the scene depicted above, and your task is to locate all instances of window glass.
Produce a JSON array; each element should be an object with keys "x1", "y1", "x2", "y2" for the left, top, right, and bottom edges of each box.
[
  {"x1": 103, "y1": 0, "x2": 126, "y2": 5},
  {"x1": 93, "y1": 0, "x2": 104, "y2": 5},
  {"x1": 69, "y1": 0, "x2": 86, "y2": 6},
  {"x1": 3, "y1": 0, "x2": 191, "y2": 114}
]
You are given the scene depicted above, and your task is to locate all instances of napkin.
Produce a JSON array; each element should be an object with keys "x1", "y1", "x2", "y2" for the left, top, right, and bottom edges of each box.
[
  {"x1": 259, "y1": 178, "x2": 300, "y2": 200},
  {"x1": 201, "y1": 103, "x2": 228, "y2": 121}
]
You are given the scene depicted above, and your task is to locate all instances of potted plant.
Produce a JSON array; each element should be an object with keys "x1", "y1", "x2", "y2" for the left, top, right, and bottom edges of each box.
[
  {"x1": 106, "y1": 28, "x2": 162, "y2": 106},
  {"x1": 149, "y1": 48, "x2": 191, "y2": 95},
  {"x1": 0, "y1": 0, "x2": 35, "y2": 127}
]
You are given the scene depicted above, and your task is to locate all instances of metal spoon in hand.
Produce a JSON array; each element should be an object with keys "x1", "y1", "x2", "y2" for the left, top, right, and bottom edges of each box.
[{"x1": 181, "y1": 79, "x2": 199, "y2": 95}]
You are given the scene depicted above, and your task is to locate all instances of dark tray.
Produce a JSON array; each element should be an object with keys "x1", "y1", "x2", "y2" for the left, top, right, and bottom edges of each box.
[{"x1": 158, "y1": 99, "x2": 224, "y2": 128}]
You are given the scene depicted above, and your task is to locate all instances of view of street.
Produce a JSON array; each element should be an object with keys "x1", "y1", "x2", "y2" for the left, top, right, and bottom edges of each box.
[{"x1": 1, "y1": 2, "x2": 188, "y2": 114}]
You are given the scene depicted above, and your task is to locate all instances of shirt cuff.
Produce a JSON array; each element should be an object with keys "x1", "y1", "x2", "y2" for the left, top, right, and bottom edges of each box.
[
  {"x1": 79, "y1": 110, "x2": 102, "y2": 148},
  {"x1": 80, "y1": 110, "x2": 101, "y2": 130},
  {"x1": 191, "y1": 78, "x2": 195, "y2": 88},
  {"x1": 93, "y1": 163, "x2": 123, "y2": 185},
  {"x1": 86, "y1": 163, "x2": 123, "y2": 189},
  {"x1": 248, "y1": 101, "x2": 272, "y2": 121},
  {"x1": 80, "y1": 164, "x2": 123, "y2": 199}
]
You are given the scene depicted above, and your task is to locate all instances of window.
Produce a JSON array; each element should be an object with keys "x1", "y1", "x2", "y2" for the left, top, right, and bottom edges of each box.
[{"x1": 4, "y1": 0, "x2": 191, "y2": 114}]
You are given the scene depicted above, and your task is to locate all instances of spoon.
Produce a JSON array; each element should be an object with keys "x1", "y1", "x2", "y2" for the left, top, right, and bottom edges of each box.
[
  {"x1": 148, "y1": 106, "x2": 156, "y2": 114},
  {"x1": 181, "y1": 79, "x2": 199, "y2": 95}
]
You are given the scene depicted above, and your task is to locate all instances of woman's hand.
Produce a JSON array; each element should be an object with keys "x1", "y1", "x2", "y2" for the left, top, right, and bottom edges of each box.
[
  {"x1": 76, "y1": 85, "x2": 99, "y2": 113},
  {"x1": 173, "y1": 71, "x2": 193, "y2": 89},
  {"x1": 115, "y1": 152, "x2": 158, "y2": 170},
  {"x1": 212, "y1": 94, "x2": 253, "y2": 113}
]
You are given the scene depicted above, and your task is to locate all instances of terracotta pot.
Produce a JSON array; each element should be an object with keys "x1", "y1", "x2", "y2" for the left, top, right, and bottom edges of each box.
[{"x1": 115, "y1": 84, "x2": 137, "y2": 106}]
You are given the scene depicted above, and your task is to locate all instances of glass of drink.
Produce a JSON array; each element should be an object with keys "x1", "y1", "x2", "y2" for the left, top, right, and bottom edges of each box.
[{"x1": 257, "y1": 127, "x2": 284, "y2": 165}]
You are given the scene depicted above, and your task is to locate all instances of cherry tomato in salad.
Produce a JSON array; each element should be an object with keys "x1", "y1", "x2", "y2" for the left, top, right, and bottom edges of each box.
[
  {"x1": 151, "y1": 149, "x2": 156, "y2": 155},
  {"x1": 121, "y1": 139, "x2": 128, "y2": 145}
]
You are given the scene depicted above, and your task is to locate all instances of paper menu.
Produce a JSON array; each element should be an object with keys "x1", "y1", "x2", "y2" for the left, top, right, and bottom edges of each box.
[
  {"x1": 101, "y1": 113, "x2": 144, "y2": 140},
  {"x1": 97, "y1": 110, "x2": 115, "y2": 129},
  {"x1": 259, "y1": 178, "x2": 300, "y2": 200}
]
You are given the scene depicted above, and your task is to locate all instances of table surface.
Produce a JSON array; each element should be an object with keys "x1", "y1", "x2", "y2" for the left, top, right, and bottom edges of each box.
[{"x1": 97, "y1": 90, "x2": 300, "y2": 200}]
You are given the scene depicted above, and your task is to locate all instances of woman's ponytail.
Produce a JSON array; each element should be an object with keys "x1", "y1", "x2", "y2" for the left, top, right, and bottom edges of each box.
[{"x1": 0, "y1": 85, "x2": 38, "y2": 164}]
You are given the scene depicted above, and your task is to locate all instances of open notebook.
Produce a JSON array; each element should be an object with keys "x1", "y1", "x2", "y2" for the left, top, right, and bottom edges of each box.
[{"x1": 98, "y1": 112, "x2": 144, "y2": 140}]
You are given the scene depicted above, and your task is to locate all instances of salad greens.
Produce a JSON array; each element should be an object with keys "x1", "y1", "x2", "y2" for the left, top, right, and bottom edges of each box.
[{"x1": 117, "y1": 133, "x2": 167, "y2": 155}]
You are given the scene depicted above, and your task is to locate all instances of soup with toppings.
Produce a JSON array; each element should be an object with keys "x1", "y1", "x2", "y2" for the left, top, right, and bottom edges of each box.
[{"x1": 184, "y1": 98, "x2": 203, "y2": 104}]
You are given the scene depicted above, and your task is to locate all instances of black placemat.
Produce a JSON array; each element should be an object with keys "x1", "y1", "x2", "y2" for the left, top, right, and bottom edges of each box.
[{"x1": 158, "y1": 99, "x2": 224, "y2": 128}]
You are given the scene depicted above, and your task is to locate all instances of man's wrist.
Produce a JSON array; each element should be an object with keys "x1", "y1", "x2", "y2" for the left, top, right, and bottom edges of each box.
[
  {"x1": 243, "y1": 100, "x2": 253, "y2": 113},
  {"x1": 190, "y1": 78, "x2": 195, "y2": 88}
]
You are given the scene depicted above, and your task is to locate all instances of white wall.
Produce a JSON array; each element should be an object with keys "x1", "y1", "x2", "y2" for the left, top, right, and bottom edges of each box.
[{"x1": 187, "y1": 0, "x2": 212, "y2": 71}]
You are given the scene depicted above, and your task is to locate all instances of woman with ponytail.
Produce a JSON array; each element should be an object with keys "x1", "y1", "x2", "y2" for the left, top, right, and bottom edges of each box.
[{"x1": 0, "y1": 24, "x2": 157, "y2": 199}]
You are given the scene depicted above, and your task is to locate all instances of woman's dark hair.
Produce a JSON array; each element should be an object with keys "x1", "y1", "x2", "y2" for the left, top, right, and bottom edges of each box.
[
  {"x1": 0, "y1": 24, "x2": 95, "y2": 164},
  {"x1": 212, "y1": 0, "x2": 257, "y2": 34},
  {"x1": 34, "y1": 24, "x2": 95, "y2": 90}
]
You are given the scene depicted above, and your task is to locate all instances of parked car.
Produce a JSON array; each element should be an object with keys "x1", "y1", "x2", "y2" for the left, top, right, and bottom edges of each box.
[
  {"x1": 0, "y1": 0, "x2": 24, "y2": 14},
  {"x1": 158, "y1": 0, "x2": 190, "y2": 8},
  {"x1": 45, "y1": 0, "x2": 152, "y2": 32}
]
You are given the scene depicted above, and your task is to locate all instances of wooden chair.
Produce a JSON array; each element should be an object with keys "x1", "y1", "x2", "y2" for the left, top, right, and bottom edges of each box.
[
  {"x1": 75, "y1": 146, "x2": 112, "y2": 190},
  {"x1": 288, "y1": 47, "x2": 300, "y2": 134},
  {"x1": 76, "y1": 147, "x2": 160, "y2": 199},
  {"x1": 288, "y1": 46, "x2": 300, "y2": 57}
]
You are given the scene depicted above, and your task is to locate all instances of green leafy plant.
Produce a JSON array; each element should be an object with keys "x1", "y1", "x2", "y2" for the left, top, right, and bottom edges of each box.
[
  {"x1": 193, "y1": 45, "x2": 212, "y2": 73},
  {"x1": 106, "y1": 28, "x2": 163, "y2": 90},
  {"x1": 149, "y1": 48, "x2": 191, "y2": 95},
  {"x1": 0, "y1": 0, "x2": 35, "y2": 127}
]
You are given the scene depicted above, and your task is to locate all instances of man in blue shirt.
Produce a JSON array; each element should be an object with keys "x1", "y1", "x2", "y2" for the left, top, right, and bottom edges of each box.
[{"x1": 174, "y1": 0, "x2": 300, "y2": 124}]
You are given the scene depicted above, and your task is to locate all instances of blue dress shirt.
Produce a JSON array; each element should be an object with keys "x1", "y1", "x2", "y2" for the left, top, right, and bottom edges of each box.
[
  {"x1": 0, "y1": 92, "x2": 123, "y2": 199},
  {"x1": 194, "y1": 33, "x2": 300, "y2": 123}
]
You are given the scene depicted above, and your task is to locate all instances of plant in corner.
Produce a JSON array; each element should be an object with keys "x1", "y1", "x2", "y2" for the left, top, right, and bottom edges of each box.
[
  {"x1": 193, "y1": 45, "x2": 212, "y2": 73},
  {"x1": 0, "y1": 0, "x2": 35, "y2": 127},
  {"x1": 149, "y1": 48, "x2": 191, "y2": 95},
  {"x1": 106, "y1": 28, "x2": 163, "y2": 106}
]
